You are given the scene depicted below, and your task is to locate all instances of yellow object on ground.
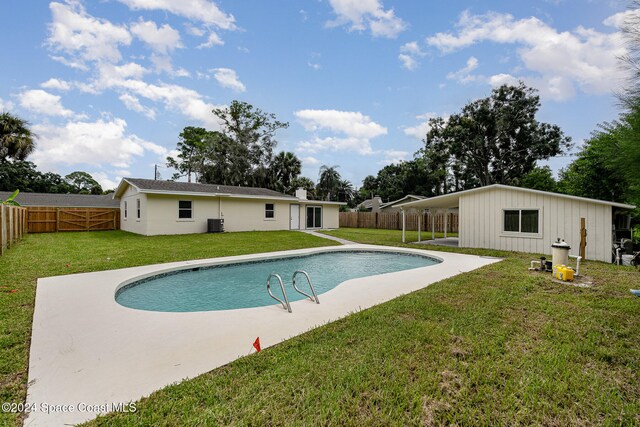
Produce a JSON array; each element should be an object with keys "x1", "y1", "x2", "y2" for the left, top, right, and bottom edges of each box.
[{"x1": 554, "y1": 265, "x2": 575, "y2": 282}]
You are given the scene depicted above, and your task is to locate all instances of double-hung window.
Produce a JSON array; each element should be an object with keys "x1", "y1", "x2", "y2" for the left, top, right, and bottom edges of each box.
[
  {"x1": 136, "y1": 199, "x2": 141, "y2": 220},
  {"x1": 265, "y1": 203, "x2": 275, "y2": 219},
  {"x1": 178, "y1": 200, "x2": 193, "y2": 219},
  {"x1": 123, "y1": 201, "x2": 128, "y2": 220}
]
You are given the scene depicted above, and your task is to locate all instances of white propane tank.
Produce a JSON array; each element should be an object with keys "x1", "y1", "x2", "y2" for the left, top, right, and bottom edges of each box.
[{"x1": 551, "y1": 239, "x2": 571, "y2": 269}]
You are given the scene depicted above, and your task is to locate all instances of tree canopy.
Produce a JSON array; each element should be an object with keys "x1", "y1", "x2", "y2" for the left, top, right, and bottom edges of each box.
[
  {"x1": 422, "y1": 83, "x2": 571, "y2": 192},
  {"x1": 0, "y1": 112, "x2": 36, "y2": 161}
]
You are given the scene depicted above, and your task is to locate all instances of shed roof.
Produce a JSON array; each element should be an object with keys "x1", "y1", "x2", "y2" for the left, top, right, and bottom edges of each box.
[
  {"x1": 115, "y1": 178, "x2": 346, "y2": 205},
  {"x1": 0, "y1": 191, "x2": 119, "y2": 208},
  {"x1": 397, "y1": 184, "x2": 636, "y2": 210}
]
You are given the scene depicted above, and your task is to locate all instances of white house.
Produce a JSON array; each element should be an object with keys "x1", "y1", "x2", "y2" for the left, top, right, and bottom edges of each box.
[
  {"x1": 398, "y1": 184, "x2": 635, "y2": 263},
  {"x1": 113, "y1": 178, "x2": 343, "y2": 236}
]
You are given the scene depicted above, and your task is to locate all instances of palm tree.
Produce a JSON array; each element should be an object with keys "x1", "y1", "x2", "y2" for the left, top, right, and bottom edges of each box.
[
  {"x1": 0, "y1": 112, "x2": 36, "y2": 161},
  {"x1": 336, "y1": 179, "x2": 355, "y2": 203},
  {"x1": 290, "y1": 176, "x2": 316, "y2": 198},
  {"x1": 271, "y1": 151, "x2": 302, "y2": 192},
  {"x1": 317, "y1": 165, "x2": 342, "y2": 201}
]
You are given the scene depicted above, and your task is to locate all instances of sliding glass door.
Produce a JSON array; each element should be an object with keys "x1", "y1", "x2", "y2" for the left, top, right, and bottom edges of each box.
[{"x1": 306, "y1": 206, "x2": 322, "y2": 229}]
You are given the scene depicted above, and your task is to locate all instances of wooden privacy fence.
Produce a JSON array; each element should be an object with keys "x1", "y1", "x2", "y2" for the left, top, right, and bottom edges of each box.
[
  {"x1": 1, "y1": 205, "x2": 28, "y2": 256},
  {"x1": 340, "y1": 211, "x2": 458, "y2": 233},
  {"x1": 26, "y1": 207, "x2": 120, "y2": 233}
]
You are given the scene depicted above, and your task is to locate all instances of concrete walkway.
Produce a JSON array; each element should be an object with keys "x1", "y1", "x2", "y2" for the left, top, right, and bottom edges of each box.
[{"x1": 297, "y1": 229, "x2": 358, "y2": 245}]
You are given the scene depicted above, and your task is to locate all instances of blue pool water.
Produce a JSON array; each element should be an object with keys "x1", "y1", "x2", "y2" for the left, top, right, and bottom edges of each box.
[{"x1": 115, "y1": 251, "x2": 440, "y2": 312}]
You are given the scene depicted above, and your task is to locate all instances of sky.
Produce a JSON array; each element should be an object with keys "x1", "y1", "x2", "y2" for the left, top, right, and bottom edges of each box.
[{"x1": 0, "y1": 0, "x2": 636, "y2": 191}]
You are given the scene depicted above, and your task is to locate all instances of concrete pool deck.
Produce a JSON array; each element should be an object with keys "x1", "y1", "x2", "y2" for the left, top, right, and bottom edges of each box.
[{"x1": 26, "y1": 245, "x2": 501, "y2": 426}]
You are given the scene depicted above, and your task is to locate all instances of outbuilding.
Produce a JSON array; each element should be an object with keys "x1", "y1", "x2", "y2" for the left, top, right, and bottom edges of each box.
[
  {"x1": 113, "y1": 178, "x2": 343, "y2": 236},
  {"x1": 398, "y1": 184, "x2": 635, "y2": 263}
]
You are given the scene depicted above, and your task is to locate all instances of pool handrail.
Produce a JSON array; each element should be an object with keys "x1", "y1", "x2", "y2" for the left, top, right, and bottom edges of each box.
[
  {"x1": 292, "y1": 270, "x2": 320, "y2": 304},
  {"x1": 266, "y1": 273, "x2": 291, "y2": 313}
]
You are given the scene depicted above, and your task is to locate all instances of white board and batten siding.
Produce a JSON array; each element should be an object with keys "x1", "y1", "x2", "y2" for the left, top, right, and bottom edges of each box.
[{"x1": 459, "y1": 187, "x2": 612, "y2": 262}]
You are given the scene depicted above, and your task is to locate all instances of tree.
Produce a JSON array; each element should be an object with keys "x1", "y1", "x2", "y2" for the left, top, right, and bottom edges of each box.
[
  {"x1": 211, "y1": 101, "x2": 289, "y2": 187},
  {"x1": 336, "y1": 179, "x2": 355, "y2": 204},
  {"x1": 423, "y1": 83, "x2": 571, "y2": 189},
  {"x1": 0, "y1": 112, "x2": 36, "y2": 161},
  {"x1": 271, "y1": 151, "x2": 302, "y2": 192},
  {"x1": 65, "y1": 171, "x2": 103, "y2": 194},
  {"x1": 317, "y1": 165, "x2": 342, "y2": 201},
  {"x1": 166, "y1": 126, "x2": 214, "y2": 182},
  {"x1": 289, "y1": 176, "x2": 316, "y2": 199},
  {"x1": 518, "y1": 165, "x2": 557, "y2": 192},
  {"x1": 619, "y1": 0, "x2": 640, "y2": 108}
]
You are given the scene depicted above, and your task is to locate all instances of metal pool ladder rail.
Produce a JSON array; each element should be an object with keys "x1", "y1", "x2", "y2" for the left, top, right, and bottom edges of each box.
[
  {"x1": 292, "y1": 270, "x2": 320, "y2": 304},
  {"x1": 266, "y1": 273, "x2": 291, "y2": 313}
]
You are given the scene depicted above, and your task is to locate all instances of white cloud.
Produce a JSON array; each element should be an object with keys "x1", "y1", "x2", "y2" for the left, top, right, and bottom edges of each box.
[
  {"x1": 19, "y1": 89, "x2": 75, "y2": 118},
  {"x1": 150, "y1": 54, "x2": 190, "y2": 77},
  {"x1": 90, "y1": 171, "x2": 122, "y2": 191},
  {"x1": 426, "y1": 10, "x2": 627, "y2": 100},
  {"x1": 31, "y1": 118, "x2": 167, "y2": 171},
  {"x1": 380, "y1": 149, "x2": 409, "y2": 165},
  {"x1": 0, "y1": 97, "x2": 14, "y2": 111},
  {"x1": 399, "y1": 41, "x2": 425, "y2": 70},
  {"x1": 403, "y1": 112, "x2": 446, "y2": 139},
  {"x1": 119, "y1": 93, "x2": 156, "y2": 119},
  {"x1": 398, "y1": 54, "x2": 416, "y2": 70},
  {"x1": 41, "y1": 78, "x2": 72, "y2": 91},
  {"x1": 446, "y1": 56, "x2": 479, "y2": 83},
  {"x1": 211, "y1": 68, "x2": 246, "y2": 92},
  {"x1": 185, "y1": 24, "x2": 205, "y2": 37},
  {"x1": 295, "y1": 109, "x2": 387, "y2": 155},
  {"x1": 47, "y1": 1, "x2": 132, "y2": 66},
  {"x1": 326, "y1": 0, "x2": 406, "y2": 38},
  {"x1": 302, "y1": 156, "x2": 320, "y2": 166},
  {"x1": 130, "y1": 19, "x2": 182, "y2": 54},
  {"x1": 116, "y1": 0, "x2": 236, "y2": 29},
  {"x1": 198, "y1": 32, "x2": 224, "y2": 48},
  {"x1": 603, "y1": 9, "x2": 640, "y2": 28}
]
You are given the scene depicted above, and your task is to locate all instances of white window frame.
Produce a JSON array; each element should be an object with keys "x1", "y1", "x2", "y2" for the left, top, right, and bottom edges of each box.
[
  {"x1": 264, "y1": 203, "x2": 275, "y2": 220},
  {"x1": 501, "y1": 207, "x2": 542, "y2": 238},
  {"x1": 123, "y1": 201, "x2": 128, "y2": 220},
  {"x1": 136, "y1": 198, "x2": 141, "y2": 221},
  {"x1": 177, "y1": 200, "x2": 194, "y2": 221}
]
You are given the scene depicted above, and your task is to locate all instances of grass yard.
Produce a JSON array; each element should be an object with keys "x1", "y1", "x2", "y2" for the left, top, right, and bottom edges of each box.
[
  {"x1": 81, "y1": 228, "x2": 640, "y2": 426},
  {"x1": 0, "y1": 230, "x2": 338, "y2": 427},
  {"x1": 1, "y1": 228, "x2": 639, "y2": 426}
]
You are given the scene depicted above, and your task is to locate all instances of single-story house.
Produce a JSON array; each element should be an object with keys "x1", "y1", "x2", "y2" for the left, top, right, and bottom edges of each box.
[
  {"x1": 113, "y1": 178, "x2": 344, "y2": 236},
  {"x1": 398, "y1": 184, "x2": 635, "y2": 263},
  {"x1": 357, "y1": 195, "x2": 425, "y2": 213},
  {"x1": 0, "y1": 191, "x2": 119, "y2": 208},
  {"x1": 379, "y1": 195, "x2": 426, "y2": 213}
]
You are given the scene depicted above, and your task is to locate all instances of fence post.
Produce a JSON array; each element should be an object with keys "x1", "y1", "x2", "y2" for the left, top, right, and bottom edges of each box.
[{"x1": 0, "y1": 205, "x2": 5, "y2": 256}]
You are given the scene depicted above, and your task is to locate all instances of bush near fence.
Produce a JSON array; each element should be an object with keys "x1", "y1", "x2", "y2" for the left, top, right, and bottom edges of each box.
[
  {"x1": 1, "y1": 205, "x2": 28, "y2": 256},
  {"x1": 339, "y1": 211, "x2": 458, "y2": 233}
]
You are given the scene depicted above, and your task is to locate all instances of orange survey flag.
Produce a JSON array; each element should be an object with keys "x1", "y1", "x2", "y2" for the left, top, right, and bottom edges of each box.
[{"x1": 253, "y1": 337, "x2": 261, "y2": 353}]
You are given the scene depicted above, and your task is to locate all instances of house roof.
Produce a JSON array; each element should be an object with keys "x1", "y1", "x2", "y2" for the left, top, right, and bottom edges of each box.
[
  {"x1": 380, "y1": 194, "x2": 426, "y2": 209},
  {"x1": 115, "y1": 178, "x2": 346, "y2": 205},
  {"x1": 397, "y1": 184, "x2": 636, "y2": 211},
  {"x1": 0, "y1": 191, "x2": 119, "y2": 208}
]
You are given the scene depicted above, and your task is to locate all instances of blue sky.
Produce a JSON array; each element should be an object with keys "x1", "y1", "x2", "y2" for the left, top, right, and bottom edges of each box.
[{"x1": 0, "y1": 0, "x2": 635, "y2": 190}]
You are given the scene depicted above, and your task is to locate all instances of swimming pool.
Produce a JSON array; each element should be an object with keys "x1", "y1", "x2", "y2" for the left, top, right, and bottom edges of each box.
[{"x1": 116, "y1": 251, "x2": 440, "y2": 312}]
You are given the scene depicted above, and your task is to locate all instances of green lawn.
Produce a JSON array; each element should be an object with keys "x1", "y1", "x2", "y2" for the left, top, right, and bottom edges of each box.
[
  {"x1": 2, "y1": 229, "x2": 639, "y2": 426},
  {"x1": 0, "y1": 230, "x2": 338, "y2": 427}
]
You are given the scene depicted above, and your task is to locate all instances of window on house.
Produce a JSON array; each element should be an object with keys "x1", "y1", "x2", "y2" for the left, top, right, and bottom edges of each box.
[
  {"x1": 178, "y1": 200, "x2": 193, "y2": 219},
  {"x1": 124, "y1": 201, "x2": 128, "y2": 219},
  {"x1": 503, "y1": 209, "x2": 539, "y2": 234},
  {"x1": 265, "y1": 203, "x2": 275, "y2": 219},
  {"x1": 136, "y1": 199, "x2": 141, "y2": 219}
]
